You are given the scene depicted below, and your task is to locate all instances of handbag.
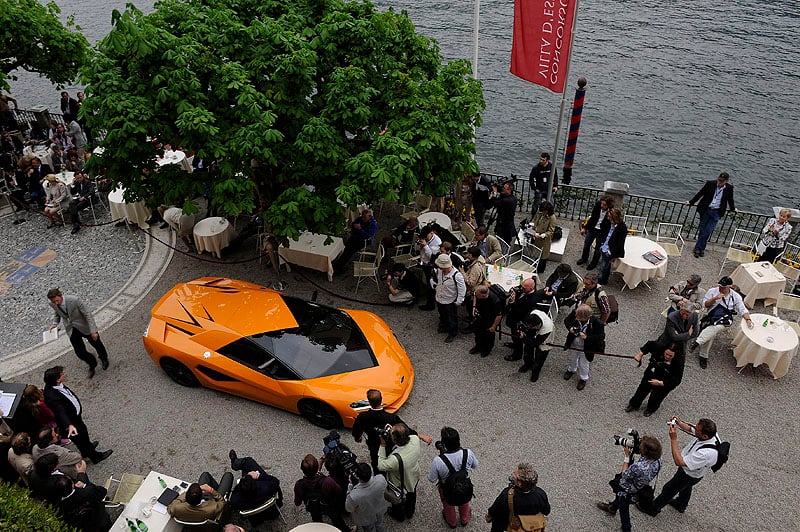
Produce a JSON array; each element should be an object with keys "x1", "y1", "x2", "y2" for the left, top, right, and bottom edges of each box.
[
  {"x1": 755, "y1": 240, "x2": 767, "y2": 256},
  {"x1": 384, "y1": 453, "x2": 406, "y2": 505}
]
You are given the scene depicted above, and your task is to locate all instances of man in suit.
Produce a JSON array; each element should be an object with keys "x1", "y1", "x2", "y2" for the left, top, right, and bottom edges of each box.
[
  {"x1": 596, "y1": 208, "x2": 627, "y2": 285},
  {"x1": 26, "y1": 156, "x2": 51, "y2": 209},
  {"x1": 60, "y1": 91, "x2": 80, "y2": 119},
  {"x1": 228, "y1": 450, "x2": 283, "y2": 524},
  {"x1": 169, "y1": 472, "x2": 233, "y2": 525},
  {"x1": 47, "y1": 288, "x2": 109, "y2": 377},
  {"x1": 43, "y1": 366, "x2": 112, "y2": 463},
  {"x1": 32, "y1": 426, "x2": 85, "y2": 480},
  {"x1": 54, "y1": 475, "x2": 113, "y2": 532},
  {"x1": 685, "y1": 172, "x2": 736, "y2": 258},
  {"x1": 563, "y1": 304, "x2": 606, "y2": 391}
]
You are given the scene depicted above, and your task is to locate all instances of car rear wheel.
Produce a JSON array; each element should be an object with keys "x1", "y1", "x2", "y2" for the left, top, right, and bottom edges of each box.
[
  {"x1": 160, "y1": 358, "x2": 200, "y2": 387},
  {"x1": 298, "y1": 400, "x2": 342, "y2": 429}
]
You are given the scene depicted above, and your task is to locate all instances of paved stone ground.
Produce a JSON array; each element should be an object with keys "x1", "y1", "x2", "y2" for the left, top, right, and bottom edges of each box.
[{"x1": 4, "y1": 203, "x2": 799, "y2": 531}]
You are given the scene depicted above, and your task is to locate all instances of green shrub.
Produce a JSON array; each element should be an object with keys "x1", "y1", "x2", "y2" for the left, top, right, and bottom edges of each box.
[{"x1": 0, "y1": 481, "x2": 77, "y2": 532}]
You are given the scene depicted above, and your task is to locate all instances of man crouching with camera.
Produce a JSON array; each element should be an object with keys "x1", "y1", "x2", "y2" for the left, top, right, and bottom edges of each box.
[{"x1": 596, "y1": 433, "x2": 662, "y2": 532}]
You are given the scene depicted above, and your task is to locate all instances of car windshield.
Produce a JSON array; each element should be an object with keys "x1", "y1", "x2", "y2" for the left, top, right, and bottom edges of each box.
[{"x1": 218, "y1": 296, "x2": 376, "y2": 379}]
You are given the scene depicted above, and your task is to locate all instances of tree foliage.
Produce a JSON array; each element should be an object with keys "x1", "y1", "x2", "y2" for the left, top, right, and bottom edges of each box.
[
  {"x1": 0, "y1": 0, "x2": 89, "y2": 90},
  {"x1": 81, "y1": 0, "x2": 484, "y2": 239}
]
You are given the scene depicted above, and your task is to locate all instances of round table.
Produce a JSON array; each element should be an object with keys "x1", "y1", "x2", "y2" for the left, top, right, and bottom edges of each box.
[
  {"x1": 193, "y1": 217, "x2": 235, "y2": 258},
  {"x1": 418, "y1": 210, "x2": 452, "y2": 230},
  {"x1": 732, "y1": 312, "x2": 798, "y2": 379},
  {"x1": 289, "y1": 524, "x2": 340, "y2": 532},
  {"x1": 107, "y1": 186, "x2": 151, "y2": 229},
  {"x1": 613, "y1": 236, "x2": 669, "y2": 289}
]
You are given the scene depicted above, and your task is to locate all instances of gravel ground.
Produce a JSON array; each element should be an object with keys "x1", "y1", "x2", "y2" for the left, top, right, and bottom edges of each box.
[
  {"x1": 6, "y1": 203, "x2": 800, "y2": 531},
  {"x1": 0, "y1": 204, "x2": 140, "y2": 354}
]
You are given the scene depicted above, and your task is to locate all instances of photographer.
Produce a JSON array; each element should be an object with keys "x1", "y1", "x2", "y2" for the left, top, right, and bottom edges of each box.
[
  {"x1": 352, "y1": 389, "x2": 432, "y2": 473},
  {"x1": 386, "y1": 263, "x2": 421, "y2": 305},
  {"x1": 345, "y1": 462, "x2": 387, "y2": 532},
  {"x1": 690, "y1": 276, "x2": 751, "y2": 368},
  {"x1": 377, "y1": 423, "x2": 422, "y2": 522},
  {"x1": 293, "y1": 454, "x2": 349, "y2": 531},
  {"x1": 563, "y1": 304, "x2": 605, "y2": 391},
  {"x1": 565, "y1": 273, "x2": 611, "y2": 324},
  {"x1": 486, "y1": 463, "x2": 550, "y2": 532},
  {"x1": 626, "y1": 342, "x2": 684, "y2": 416},
  {"x1": 427, "y1": 427, "x2": 479, "y2": 528},
  {"x1": 488, "y1": 181, "x2": 517, "y2": 245},
  {"x1": 658, "y1": 301, "x2": 698, "y2": 359},
  {"x1": 470, "y1": 285, "x2": 503, "y2": 358},
  {"x1": 518, "y1": 310, "x2": 553, "y2": 383},
  {"x1": 645, "y1": 417, "x2": 720, "y2": 516},
  {"x1": 503, "y1": 278, "x2": 538, "y2": 362},
  {"x1": 596, "y1": 435, "x2": 662, "y2": 532}
]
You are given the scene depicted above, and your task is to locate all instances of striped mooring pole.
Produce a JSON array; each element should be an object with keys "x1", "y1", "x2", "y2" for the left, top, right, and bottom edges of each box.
[{"x1": 562, "y1": 77, "x2": 587, "y2": 185}]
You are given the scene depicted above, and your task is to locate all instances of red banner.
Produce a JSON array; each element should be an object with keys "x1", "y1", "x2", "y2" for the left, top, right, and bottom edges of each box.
[{"x1": 511, "y1": 0, "x2": 577, "y2": 94}]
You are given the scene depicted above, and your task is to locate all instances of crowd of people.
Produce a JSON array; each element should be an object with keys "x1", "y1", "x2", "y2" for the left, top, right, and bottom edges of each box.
[{"x1": 1, "y1": 107, "x2": 788, "y2": 532}]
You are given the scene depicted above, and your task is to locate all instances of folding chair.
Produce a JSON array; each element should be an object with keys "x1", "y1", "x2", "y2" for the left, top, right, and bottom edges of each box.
[
  {"x1": 495, "y1": 236, "x2": 511, "y2": 266},
  {"x1": 624, "y1": 215, "x2": 649, "y2": 237},
  {"x1": 400, "y1": 191, "x2": 432, "y2": 220},
  {"x1": 719, "y1": 228, "x2": 759, "y2": 275},
  {"x1": 774, "y1": 243, "x2": 800, "y2": 291},
  {"x1": 656, "y1": 223, "x2": 684, "y2": 273},
  {"x1": 772, "y1": 292, "x2": 800, "y2": 336}
]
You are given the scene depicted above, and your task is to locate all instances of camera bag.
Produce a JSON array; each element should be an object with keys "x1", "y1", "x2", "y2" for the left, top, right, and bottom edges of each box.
[
  {"x1": 699, "y1": 436, "x2": 730, "y2": 472},
  {"x1": 384, "y1": 453, "x2": 406, "y2": 505},
  {"x1": 506, "y1": 487, "x2": 547, "y2": 531}
]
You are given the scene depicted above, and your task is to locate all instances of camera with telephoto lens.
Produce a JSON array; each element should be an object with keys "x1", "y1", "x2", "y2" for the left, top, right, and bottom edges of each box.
[
  {"x1": 376, "y1": 424, "x2": 393, "y2": 442},
  {"x1": 434, "y1": 440, "x2": 447, "y2": 454},
  {"x1": 322, "y1": 430, "x2": 358, "y2": 479},
  {"x1": 613, "y1": 428, "x2": 640, "y2": 455}
]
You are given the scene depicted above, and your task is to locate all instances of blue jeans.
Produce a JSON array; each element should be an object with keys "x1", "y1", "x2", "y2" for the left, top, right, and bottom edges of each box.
[
  {"x1": 580, "y1": 227, "x2": 603, "y2": 264},
  {"x1": 598, "y1": 252, "x2": 613, "y2": 284},
  {"x1": 609, "y1": 492, "x2": 632, "y2": 532},
  {"x1": 652, "y1": 467, "x2": 703, "y2": 513},
  {"x1": 694, "y1": 209, "x2": 721, "y2": 253},
  {"x1": 531, "y1": 191, "x2": 543, "y2": 216}
]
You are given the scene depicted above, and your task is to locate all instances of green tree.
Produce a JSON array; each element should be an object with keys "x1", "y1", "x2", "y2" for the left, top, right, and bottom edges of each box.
[
  {"x1": 0, "y1": 0, "x2": 89, "y2": 90},
  {"x1": 81, "y1": 0, "x2": 484, "y2": 239}
]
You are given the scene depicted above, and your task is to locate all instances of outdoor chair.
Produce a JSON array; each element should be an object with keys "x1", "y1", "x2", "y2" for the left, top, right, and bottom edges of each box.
[
  {"x1": 238, "y1": 493, "x2": 287, "y2": 525},
  {"x1": 774, "y1": 243, "x2": 800, "y2": 291},
  {"x1": 772, "y1": 292, "x2": 800, "y2": 336},
  {"x1": 495, "y1": 236, "x2": 511, "y2": 266},
  {"x1": 354, "y1": 243, "x2": 384, "y2": 294},
  {"x1": 656, "y1": 222, "x2": 684, "y2": 272},
  {"x1": 103, "y1": 472, "x2": 145, "y2": 509},
  {"x1": 391, "y1": 242, "x2": 420, "y2": 268},
  {"x1": 719, "y1": 228, "x2": 759, "y2": 275},
  {"x1": 624, "y1": 215, "x2": 648, "y2": 237},
  {"x1": 400, "y1": 191, "x2": 432, "y2": 220},
  {"x1": 506, "y1": 244, "x2": 543, "y2": 273}
]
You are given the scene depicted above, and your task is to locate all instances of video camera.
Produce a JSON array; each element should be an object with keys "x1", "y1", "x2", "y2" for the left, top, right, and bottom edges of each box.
[
  {"x1": 322, "y1": 430, "x2": 359, "y2": 480},
  {"x1": 613, "y1": 428, "x2": 640, "y2": 455}
]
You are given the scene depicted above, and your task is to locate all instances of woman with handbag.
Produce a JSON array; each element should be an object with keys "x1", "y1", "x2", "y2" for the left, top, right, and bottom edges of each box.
[{"x1": 596, "y1": 435, "x2": 663, "y2": 532}]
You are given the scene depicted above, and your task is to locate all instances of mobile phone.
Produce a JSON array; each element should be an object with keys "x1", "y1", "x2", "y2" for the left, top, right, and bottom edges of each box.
[{"x1": 180, "y1": 481, "x2": 189, "y2": 488}]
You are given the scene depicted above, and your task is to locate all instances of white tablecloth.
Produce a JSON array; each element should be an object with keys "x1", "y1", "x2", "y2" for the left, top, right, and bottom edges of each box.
[
  {"x1": 108, "y1": 186, "x2": 151, "y2": 229},
  {"x1": 487, "y1": 266, "x2": 538, "y2": 289},
  {"x1": 282, "y1": 232, "x2": 345, "y2": 282},
  {"x1": 418, "y1": 211, "x2": 452, "y2": 230},
  {"x1": 730, "y1": 261, "x2": 786, "y2": 308},
  {"x1": 613, "y1": 236, "x2": 669, "y2": 289},
  {"x1": 193, "y1": 217, "x2": 235, "y2": 258},
  {"x1": 111, "y1": 470, "x2": 187, "y2": 532},
  {"x1": 732, "y1": 312, "x2": 797, "y2": 379},
  {"x1": 31, "y1": 146, "x2": 53, "y2": 170}
]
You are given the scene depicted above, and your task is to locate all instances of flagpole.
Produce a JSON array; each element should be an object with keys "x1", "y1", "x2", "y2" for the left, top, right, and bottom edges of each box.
[
  {"x1": 547, "y1": 0, "x2": 580, "y2": 206},
  {"x1": 472, "y1": 0, "x2": 480, "y2": 79}
]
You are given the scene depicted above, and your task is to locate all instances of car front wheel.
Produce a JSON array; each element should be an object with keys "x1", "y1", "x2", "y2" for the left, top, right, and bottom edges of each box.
[
  {"x1": 298, "y1": 400, "x2": 342, "y2": 429},
  {"x1": 160, "y1": 357, "x2": 200, "y2": 387}
]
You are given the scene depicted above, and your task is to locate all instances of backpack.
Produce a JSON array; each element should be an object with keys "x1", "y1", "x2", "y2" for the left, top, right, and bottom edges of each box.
[
  {"x1": 700, "y1": 437, "x2": 730, "y2": 473},
  {"x1": 440, "y1": 449, "x2": 474, "y2": 506},
  {"x1": 603, "y1": 293, "x2": 619, "y2": 324},
  {"x1": 303, "y1": 475, "x2": 327, "y2": 514}
]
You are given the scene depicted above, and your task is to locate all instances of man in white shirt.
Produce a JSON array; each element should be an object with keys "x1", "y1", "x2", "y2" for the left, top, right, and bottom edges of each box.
[
  {"x1": 433, "y1": 254, "x2": 466, "y2": 343},
  {"x1": 690, "y1": 276, "x2": 752, "y2": 368},
  {"x1": 645, "y1": 417, "x2": 719, "y2": 515},
  {"x1": 378, "y1": 423, "x2": 422, "y2": 522}
]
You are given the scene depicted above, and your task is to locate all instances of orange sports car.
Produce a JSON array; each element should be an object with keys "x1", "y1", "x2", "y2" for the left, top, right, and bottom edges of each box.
[{"x1": 143, "y1": 277, "x2": 414, "y2": 428}]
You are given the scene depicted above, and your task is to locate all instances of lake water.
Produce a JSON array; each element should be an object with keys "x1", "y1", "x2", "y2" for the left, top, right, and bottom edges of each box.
[{"x1": 13, "y1": 0, "x2": 797, "y2": 213}]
